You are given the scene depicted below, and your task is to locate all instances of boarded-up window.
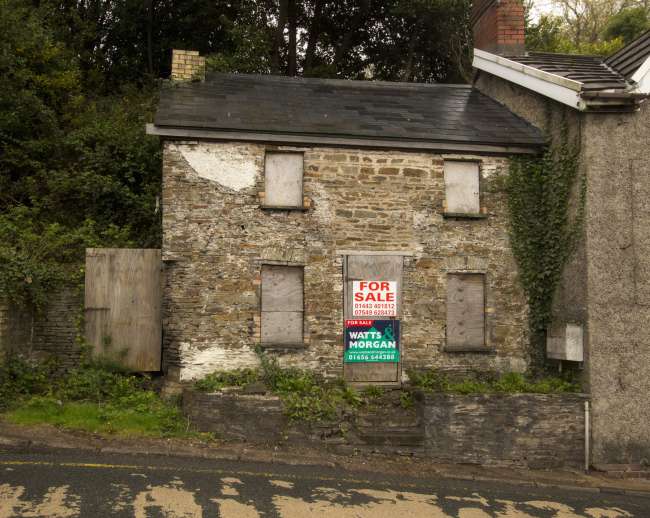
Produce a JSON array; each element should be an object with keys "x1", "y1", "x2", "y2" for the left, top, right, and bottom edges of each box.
[
  {"x1": 446, "y1": 273, "x2": 485, "y2": 349},
  {"x1": 444, "y1": 161, "x2": 480, "y2": 214},
  {"x1": 264, "y1": 152, "x2": 303, "y2": 208},
  {"x1": 261, "y1": 265, "x2": 304, "y2": 345}
]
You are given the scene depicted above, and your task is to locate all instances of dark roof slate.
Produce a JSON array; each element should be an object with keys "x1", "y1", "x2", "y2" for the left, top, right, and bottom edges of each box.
[
  {"x1": 154, "y1": 73, "x2": 545, "y2": 148},
  {"x1": 505, "y1": 52, "x2": 629, "y2": 91},
  {"x1": 606, "y1": 29, "x2": 650, "y2": 79}
]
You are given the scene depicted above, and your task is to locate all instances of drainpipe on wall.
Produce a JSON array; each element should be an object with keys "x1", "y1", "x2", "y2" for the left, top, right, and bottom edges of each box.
[{"x1": 585, "y1": 400, "x2": 590, "y2": 472}]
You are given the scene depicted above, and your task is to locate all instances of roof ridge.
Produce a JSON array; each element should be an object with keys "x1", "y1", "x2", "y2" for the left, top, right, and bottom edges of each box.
[
  {"x1": 526, "y1": 51, "x2": 603, "y2": 59},
  {"x1": 599, "y1": 60, "x2": 634, "y2": 90}
]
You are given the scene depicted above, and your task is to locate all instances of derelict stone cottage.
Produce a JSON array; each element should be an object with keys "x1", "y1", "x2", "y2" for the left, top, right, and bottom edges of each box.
[
  {"x1": 146, "y1": 1, "x2": 650, "y2": 466},
  {"x1": 148, "y1": 60, "x2": 545, "y2": 385}
]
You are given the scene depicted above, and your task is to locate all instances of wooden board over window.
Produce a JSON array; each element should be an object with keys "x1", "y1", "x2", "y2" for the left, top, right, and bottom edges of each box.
[
  {"x1": 264, "y1": 152, "x2": 303, "y2": 208},
  {"x1": 446, "y1": 273, "x2": 486, "y2": 350},
  {"x1": 444, "y1": 161, "x2": 480, "y2": 214},
  {"x1": 261, "y1": 265, "x2": 304, "y2": 346}
]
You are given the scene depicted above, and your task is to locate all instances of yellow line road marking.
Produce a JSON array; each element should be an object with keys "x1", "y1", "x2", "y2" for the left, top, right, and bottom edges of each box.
[{"x1": 0, "y1": 460, "x2": 431, "y2": 490}]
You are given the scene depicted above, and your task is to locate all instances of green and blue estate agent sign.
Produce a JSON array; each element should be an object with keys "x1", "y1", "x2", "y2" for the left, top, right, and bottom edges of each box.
[{"x1": 344, "y1": 319, "x2": 400, "y2": 363}]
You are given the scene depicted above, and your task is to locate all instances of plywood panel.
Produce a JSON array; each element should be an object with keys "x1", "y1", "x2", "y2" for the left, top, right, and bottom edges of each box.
[
  {"x1": 264, "y1": 152, "x2": 303, "y2": 208},
  {"x1": 261, "y1": 265, "x2": 303, "y2": 311},
  {"x1": 344, "y1": 255, "x2": 402, "y2": 384},
  {"x1": 446, "y1": 273, "x2": 485, "y2": 349},
  {"x1": 85, "y1": 248, "x2": 162, "y2": 371},
  {"x1": 261, "y1": 311, "x2": 303, "y2": 345},
  {"x1": 444, "y1": 161, "x2": 480, "y2": 214}
]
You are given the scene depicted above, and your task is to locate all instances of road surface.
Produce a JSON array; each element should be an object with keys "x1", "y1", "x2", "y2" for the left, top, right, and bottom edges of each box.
[{"x1": 0, "y1": 450, "x2": 647, "y2": 517}]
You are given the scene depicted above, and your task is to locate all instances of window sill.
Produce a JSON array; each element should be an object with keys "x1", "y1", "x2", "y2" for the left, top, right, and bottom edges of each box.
[
  {"x1": 259, "y1": 205, "x2": 309, "y2": 211},
  {"x1": 259, "y1": 342, "x2": 306, "y2": 349},
  {"x1": 443, "y1": 345, "x2": 493, "y2": 353},
  {"x1": 443, "y1": 212, "x2": 488, "y2": 219}
]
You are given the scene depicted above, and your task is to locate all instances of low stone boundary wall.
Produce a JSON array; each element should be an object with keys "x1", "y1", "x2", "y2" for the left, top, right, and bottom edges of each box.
[
  {"x1": 183, "y1": 388, "x2": 424, "y2": 454},
  {"x1": 183, "y1": 389, "x2": 588, "y2": 468},
  {"x1": 423, "y1": 393, "x2": 588, "y2": 468}
]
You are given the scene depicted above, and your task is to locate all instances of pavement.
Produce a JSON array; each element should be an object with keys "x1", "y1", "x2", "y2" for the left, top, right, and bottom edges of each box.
[{"x1": 1, "y1": 422, "x2": 649, "y2": 517}]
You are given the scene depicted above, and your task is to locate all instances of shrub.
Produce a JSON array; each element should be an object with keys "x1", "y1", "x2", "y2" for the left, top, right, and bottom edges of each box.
[
  {"x1": 408, "y1": 369, "x2": 580, "y2": 394},
  {"x1": 194, "y1": 368, "x2": 259, "y2": 392}
]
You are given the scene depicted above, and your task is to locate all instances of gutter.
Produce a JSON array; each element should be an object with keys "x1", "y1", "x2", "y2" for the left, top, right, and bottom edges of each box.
[{"x1": 145, "y1": 123, "x2": 543, "y2": 155}]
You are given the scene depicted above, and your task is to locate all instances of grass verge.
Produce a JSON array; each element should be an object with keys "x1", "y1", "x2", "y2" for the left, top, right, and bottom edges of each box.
[{"x1": 0, "y1": 356, "x2": 212, "y2": 440}]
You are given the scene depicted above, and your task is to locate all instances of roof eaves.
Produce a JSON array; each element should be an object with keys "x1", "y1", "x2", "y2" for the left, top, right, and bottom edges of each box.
[
  {"x1": 474, "y1": 49, "x2": 583, "y2": 91},
  {"x1": 145, "y1": 124, "x2": 543, "y2": 155},
  {"x1": 473, "y1": 48, "x2": 585, "y2": 110},
  {"x1": 473, "y1": 48, "x2": 647, "y2": 111}
]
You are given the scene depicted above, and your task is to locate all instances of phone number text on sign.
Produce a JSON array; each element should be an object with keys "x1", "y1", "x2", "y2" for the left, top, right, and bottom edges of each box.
[{"x1": 352, "y1": 280, "x2": 397, "y2": 317}]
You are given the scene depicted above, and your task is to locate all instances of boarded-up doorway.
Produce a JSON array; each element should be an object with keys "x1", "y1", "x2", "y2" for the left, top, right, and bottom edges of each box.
[
  {"x1": 84, "y1": 248, "x2": 162, "y2": 371},
  {"x1": 343, "y1": 254, "x2": 403, "y2": 385}
]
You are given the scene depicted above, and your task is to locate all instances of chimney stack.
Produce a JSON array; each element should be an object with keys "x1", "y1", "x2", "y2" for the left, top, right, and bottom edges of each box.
[
  {"x1": 171, "y1": 49, "x2": 206, "y2": 81},
  {"x1": 471, "y1": 0, "x2": 525, "y2": 56}
]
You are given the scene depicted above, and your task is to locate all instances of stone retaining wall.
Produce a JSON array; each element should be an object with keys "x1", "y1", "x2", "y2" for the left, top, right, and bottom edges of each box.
[
  {"x1": 0, "y1": 288, "x2": 82, "y2": 368},
  {"x1": 423, "y1": 393, "x2": 587, "y2": 468},
  {"x1": 183, "y1": 389, "x2": 587, "y2": 467}
]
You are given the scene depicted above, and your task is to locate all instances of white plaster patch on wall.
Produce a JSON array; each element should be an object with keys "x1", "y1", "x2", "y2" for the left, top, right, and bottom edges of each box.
[
  {"x1": 309, "y1": 181, "x2": 334, "y2": 225},
  {"x1": 170, "y1": 143, "x2": 259, "y2": 191},
  {"x1": 178, "y1": 342, "x2": 259, "y2": 381},
  {"x1": 481, "y1": 161, "x2": 502, "y2": 179}
]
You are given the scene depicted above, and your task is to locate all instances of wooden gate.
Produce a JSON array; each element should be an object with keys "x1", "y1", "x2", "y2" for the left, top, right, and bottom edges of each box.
[
  {"x1": 84, "y1": 248, "x2": 162, "y2": 371},
  {"x1": 343, "y1": 254, "x2": 403, "y2": 385}
]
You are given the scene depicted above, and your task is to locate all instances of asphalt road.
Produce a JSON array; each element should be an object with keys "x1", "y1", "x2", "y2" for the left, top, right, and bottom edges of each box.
[{"x1": 0, "y1": 450, "x2": 647, "y2": 517}]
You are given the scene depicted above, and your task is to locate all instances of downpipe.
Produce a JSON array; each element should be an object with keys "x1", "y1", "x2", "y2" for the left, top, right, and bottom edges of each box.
[{"x1": 584, "y1": 400, "x2": 590, "y2": 472}]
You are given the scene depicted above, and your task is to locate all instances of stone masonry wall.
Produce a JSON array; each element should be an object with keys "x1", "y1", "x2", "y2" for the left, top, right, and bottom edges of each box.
[
  {"x1": 162, "y1": 141, "x2": 529, "y2": 382},
  {"x1": 0, "y1": 289, "x2": 82, "y2": 369},
  {"x1": 423, "y1": 393, "x2": 587, "y2": 468},
  {"x1": 183, "y1": 389, "x2": 587, "y2": 468}
]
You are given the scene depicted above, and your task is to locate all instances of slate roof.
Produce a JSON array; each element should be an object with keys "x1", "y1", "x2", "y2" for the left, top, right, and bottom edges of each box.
[
  {"x1": 154, "y1": 73, "x2": 545, "y2": 149},
  {"x1": 606, "y1": 29, "x2": 650, "y2": 79},
  {"x1": 505, "y1": 52, "x2": 629, "y2": 92}
]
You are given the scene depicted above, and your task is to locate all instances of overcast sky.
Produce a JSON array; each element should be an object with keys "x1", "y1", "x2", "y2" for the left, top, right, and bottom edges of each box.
[{"x1": 529, "y1": 0, "x2": 562, "y2": 22}]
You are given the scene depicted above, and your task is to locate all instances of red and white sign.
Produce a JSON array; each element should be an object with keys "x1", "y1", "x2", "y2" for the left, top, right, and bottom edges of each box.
[{"x1": 352, "y1": 280, "x2": 397, "y2": 317}]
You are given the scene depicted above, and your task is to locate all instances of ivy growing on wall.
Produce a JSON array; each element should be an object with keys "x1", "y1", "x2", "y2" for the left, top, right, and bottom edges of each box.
[{"x1": 506, "y1": 138, "x2": 585, "y2": 371}]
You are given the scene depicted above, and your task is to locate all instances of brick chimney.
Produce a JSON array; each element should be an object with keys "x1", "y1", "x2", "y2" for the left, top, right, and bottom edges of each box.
[
  {"x1": 471, "y1": 0, "x2": 525, "y2": 56},
  {"x1": 171, "y1": 49, "x2": 206, "y2": 81}
]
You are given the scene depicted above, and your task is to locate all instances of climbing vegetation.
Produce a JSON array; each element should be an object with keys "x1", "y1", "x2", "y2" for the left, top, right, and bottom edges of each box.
[{"x1": 506, "y1": 139, "x2": 585, "y2": 370}]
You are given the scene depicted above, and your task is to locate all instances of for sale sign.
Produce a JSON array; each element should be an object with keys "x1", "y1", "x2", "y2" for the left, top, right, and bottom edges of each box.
[
  {"x1": 344, "y1": 319, "x2": 400, "y2": 363},
  {"x1": 352, "y1": 280, "x2": 397, "y2": 317}
]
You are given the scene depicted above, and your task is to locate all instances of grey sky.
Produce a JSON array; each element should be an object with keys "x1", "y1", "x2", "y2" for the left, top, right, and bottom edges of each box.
[{"x1": 529, "y1": 0, "x2": 563, "y2": 22}]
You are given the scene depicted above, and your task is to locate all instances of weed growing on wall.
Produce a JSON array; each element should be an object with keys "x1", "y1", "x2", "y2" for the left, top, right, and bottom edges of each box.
[
  {"x1": 192, "y1": 349, "x2": 367, "y2": 422},
  {"x1": 507, "y1": 139, "x2": 585, "y2": 370},
  {"x1": 408, "y1": 370, "x2": 580, "y2": 394},
  {"x1": 194, "y1": 352, "x2": 580, "y2": 423},
  {"x1": 194, "y1": 368, "x2": 259, "y2": 392}
]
